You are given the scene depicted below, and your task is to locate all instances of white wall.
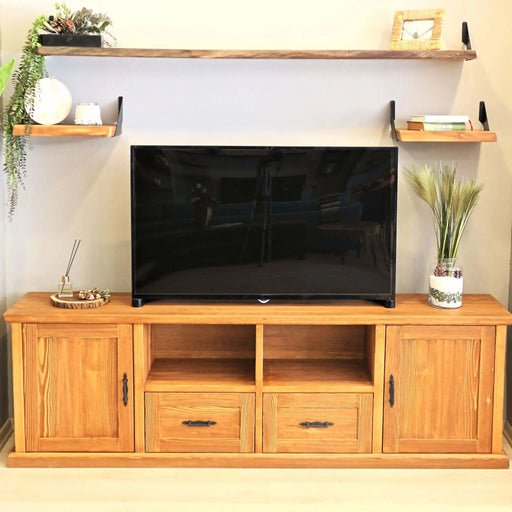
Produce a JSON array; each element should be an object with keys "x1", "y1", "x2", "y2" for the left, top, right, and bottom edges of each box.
[{"x1": 1, "y1": 0, "x2": 511, "y2": 307}]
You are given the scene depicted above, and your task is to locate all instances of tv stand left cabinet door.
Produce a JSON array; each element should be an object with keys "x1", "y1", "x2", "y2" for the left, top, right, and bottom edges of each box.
[{"x1": 21, "y1": 323, "x2": 134, "y2": 452}]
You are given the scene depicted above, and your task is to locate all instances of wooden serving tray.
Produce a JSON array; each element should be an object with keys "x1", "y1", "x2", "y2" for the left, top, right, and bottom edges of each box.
[{"x1": 50, "y1": 293, "x2": 110, "y2": 309}]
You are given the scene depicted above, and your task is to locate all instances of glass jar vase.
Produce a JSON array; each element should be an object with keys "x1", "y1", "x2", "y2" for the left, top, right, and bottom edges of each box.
[{"x1": 428, "y1": 258, "x2": 463, "y2": 309}]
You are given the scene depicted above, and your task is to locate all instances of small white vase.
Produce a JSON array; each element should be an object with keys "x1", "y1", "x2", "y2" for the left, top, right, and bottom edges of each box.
[{"x1": 428, "y1": 259, "x2": 463, "y2": 309}]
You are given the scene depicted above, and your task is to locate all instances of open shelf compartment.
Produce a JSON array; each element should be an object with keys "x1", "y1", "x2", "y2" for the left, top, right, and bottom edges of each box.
[
  {"x1": 262, "y1": 325, "x2": 375, "y2": 392},
  {"x1": 144, "y1": 324, "x2": 256, "y2": 392}
]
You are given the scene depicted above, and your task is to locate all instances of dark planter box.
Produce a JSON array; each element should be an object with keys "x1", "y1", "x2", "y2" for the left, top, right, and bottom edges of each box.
[{"x1": 38, "y1": 34, "x2": 102, "y2": 47}]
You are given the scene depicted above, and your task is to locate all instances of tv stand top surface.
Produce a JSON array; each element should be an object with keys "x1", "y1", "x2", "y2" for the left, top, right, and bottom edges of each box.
[{"x1": 4, "y1": 292, "x2": 512, "y2": 326}]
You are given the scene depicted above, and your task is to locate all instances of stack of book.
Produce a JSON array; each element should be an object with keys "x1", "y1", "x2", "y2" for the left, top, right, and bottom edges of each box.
[{"x1": 407, "y1": 115, "x2": 473, "y2": 131}]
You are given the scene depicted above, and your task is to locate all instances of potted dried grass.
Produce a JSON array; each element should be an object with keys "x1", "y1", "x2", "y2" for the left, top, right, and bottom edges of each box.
[{"x1": 405, "y1": 162, "x2": 483, "y2": 308}]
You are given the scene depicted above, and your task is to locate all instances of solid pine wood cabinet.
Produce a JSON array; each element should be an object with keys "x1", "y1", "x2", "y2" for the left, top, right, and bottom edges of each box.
[
  {"x1": 4, "y1": 292, "x2": 511, "y2": 468},
  {"x1": 21, "y1": 323, "x2": 134, "y2": 453},
  {"x1": 383, "y1": 326, "x2": 495, "y2": 454}
]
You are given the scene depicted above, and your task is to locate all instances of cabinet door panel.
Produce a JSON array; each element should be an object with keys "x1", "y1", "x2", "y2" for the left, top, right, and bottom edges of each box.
[
  {"x1": 24, "y1": 324, "x2": 134, "y2": 452},
  {"x1": 383, "y1": 326, "x2": 494, "y2": 453}
]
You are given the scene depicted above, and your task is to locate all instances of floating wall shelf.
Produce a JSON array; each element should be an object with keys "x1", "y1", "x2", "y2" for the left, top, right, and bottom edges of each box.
[
  {"x1": 390, "y1": 100, "x2": 497, "y2": 143},
  {"x1": 12, "y1": 97, "x2": 123, "y2": 137},
  {"x1": 36, "y1": 47, "x2": 478, "y2": 61}
]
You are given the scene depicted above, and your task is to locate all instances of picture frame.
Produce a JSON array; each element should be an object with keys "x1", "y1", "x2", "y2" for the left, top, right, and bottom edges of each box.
[{"x1": 390, "y1": 9, "x2": 445, "y2": 50}]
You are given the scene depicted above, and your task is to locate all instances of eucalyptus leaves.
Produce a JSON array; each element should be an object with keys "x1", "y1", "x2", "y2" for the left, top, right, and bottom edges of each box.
[{"x1": 405, "y1": 162, "x2": 483, "y2": 262}]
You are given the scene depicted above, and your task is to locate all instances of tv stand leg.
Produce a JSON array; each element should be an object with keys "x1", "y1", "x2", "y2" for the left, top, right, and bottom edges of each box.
[{"x1": 132, "y1": 297, "x2": 144, "y2": 307}]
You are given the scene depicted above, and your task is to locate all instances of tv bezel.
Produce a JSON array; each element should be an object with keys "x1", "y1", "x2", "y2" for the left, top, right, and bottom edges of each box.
[{"x1": 130, "y1": 145, "x2": 398, "y2": 308}]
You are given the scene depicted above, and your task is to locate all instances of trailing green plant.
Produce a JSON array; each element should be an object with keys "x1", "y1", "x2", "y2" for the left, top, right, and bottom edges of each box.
[
  {"x1": 2, "y1": 4, "x2": 114, "y2": 217},
  {"x1": 0, "y1": 59, "x2": 15, "y2": 97},
  {"x1": 405, "y1": 162, "x2": 483, "y2": 262},
  {"x1": 2, "y1": 15, "x2": 47, "y2": 217}
]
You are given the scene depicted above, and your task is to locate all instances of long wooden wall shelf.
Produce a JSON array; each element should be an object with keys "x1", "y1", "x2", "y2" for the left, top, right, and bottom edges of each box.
[
  {"x1": 395, "y1": 129, "x2": 497, "y2": 142},
  {"x1": 36, "y1": 47, "x2": 478, "y2": 61}
]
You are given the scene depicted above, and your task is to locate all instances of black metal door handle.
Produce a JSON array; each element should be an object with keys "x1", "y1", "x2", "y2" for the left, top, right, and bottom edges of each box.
[
  {"x1": 389, "y1": 374, "x2": 395, "y2": 407},
  {"x1": 182, "y1": 420, "x2": 217, "y2": 427},
  {"x1": 122, "y1": 373, "x2": 128, "y2": 406},
  {"x1": 299, "y1": 421, "x2": 334, "y2": 429}
]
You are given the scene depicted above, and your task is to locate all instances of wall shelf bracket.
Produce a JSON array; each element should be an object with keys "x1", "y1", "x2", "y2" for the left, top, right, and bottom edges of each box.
[
  {"x1": 114, "y1": 96, "x2": 123, "y2": 136},
  {"x1": 390, "y1": 100, "x2": 397, "y2": 140},
  {"x1": 479, "y1": 101, "x2": 490, "y2": 130},
  {"x1": 462, "y1": 22, "x2": 472, "y2": 51}
]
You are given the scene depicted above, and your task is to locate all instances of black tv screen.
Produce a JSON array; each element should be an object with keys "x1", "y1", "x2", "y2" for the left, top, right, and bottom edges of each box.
[{"x1": 131, "y1": 146, "x2": 397, "y2": 307}]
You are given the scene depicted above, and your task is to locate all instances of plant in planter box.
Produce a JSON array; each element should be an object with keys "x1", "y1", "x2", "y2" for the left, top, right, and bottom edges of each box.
[
  {"x1": 41, "y1": 3, "x2": 114, "y2": 47},
  {"x1": 405, "y1": 162, "x2": 483, "y2": 308}
]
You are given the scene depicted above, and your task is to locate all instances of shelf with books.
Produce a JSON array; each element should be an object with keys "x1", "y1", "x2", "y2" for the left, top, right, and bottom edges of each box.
[{"x1": 389, "y1": 100, "x2": 497, "y2": 143}]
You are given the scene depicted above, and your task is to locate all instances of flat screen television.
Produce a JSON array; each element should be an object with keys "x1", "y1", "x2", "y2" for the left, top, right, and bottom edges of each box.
[{"x1": 131, "y1": 146, "x2": 398, "y2": 307}]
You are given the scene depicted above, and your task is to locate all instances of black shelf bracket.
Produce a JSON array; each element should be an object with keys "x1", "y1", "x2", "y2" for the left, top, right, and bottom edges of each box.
[
  {"x1": 390, "y1": 100, "x2": 397, "y2": 140},
  {"x1": 114, "y1": 96, "x2": 123, "y2": 136},
  {"x1": 462, "y1": 22, "x2": 472, "y2": 51},
  {"x1": 479, "y1": 101, "x2": 490, "y2": 131}
]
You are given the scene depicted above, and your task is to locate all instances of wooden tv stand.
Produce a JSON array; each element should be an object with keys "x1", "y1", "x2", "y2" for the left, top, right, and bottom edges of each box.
[{"x1": 4, "y1": 292, "x2": 511, "y2": 468}]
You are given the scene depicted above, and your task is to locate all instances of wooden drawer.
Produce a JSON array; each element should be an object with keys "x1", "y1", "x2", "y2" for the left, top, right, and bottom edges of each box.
[
  {"x1": 145, "y1": 392, "x2": 255, "y2": 453},
  {"x1": 263, "y1": 393, "x2": 373, "y2": 453}
]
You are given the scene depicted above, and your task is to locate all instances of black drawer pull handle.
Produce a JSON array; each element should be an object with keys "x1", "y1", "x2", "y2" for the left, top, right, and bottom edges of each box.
[
  {"x1": 182, "y1": 420, "x2": 217, "y2": 427},
  {"x1": 300, "y1": 421, "x2": 334, "y2": 429},
  {"x1": 389, "y1": 374, "x2": 395, "y2": 408},
  {"x1": 122, "y1": 373, "x2": 128, "y2": 406}
]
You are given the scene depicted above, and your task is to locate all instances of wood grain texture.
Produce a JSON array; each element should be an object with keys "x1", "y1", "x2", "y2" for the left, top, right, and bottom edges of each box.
[
  {"x1": 255, "y1": 325, "x2": 264, "y2": 453},
  {"x1": 152, "y1": 324, "x2": 255, "y2": 359},
  {"x1": 263, "y1": 325, "x2": 366, "y2": 359},
  {"x1": 262, "y1": 393, "x2": 372, "y2": 453},
  {"x1": 145, "y1": 393, "x2": 254, "y2": 453},
  {"x1": 492, "y1": 325, "x2": 507, "y2": 453},
  {"x1": 133, "y1": 324, "x2": 146, "y2": 452},
  {"x1": 23, "y1": 323, "x2": 134, "y2": 452},
  {"x1": 10, "y1": 323, "x2": 25, "y2": 452},
  {"x1": 7, "y1": 450, "x2": 509, "y2": 469},
  {"x1": 12, "y1": 124, "x2": 117, "y2": 137},
  {"x1": 396, "y1": 129, "x2": 497, "y2": 142},
  {"x1": 36, "y1": 46, "x2": 477, "y2": 61},
  {"x1": 371, "y1": 325, "x2": 386, "y2": 453},
  {"x1": 263, "y1": 359, "x2": 373, "y2": 392},
  {"x1": 5, "y1": 293, "x2": 512, "y2": 326},
  {"x1": 144, "y1": 358, "x2": 255, "y2": 392},
  {"x1": 383, "y1": 326, "x2": 494, "y2": 454}
]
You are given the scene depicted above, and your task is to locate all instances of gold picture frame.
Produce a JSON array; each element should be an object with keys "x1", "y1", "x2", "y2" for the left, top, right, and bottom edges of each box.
[{"x1": 390, "y1": 9, "x2": 445, "y2": 50}]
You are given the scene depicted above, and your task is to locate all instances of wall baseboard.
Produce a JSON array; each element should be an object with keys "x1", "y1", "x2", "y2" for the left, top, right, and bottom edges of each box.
[
  {"x1": 504, "y1": 421, "x2": 512, "y2": 448},
  {"x1": 0, "y1": 418, "x2": 13, "y2": 451}
]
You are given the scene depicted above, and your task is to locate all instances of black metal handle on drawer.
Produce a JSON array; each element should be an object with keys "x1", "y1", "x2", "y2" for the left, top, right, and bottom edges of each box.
[
  {"x1": 122, "y1": 373, "x2": 128, "y2": 406},
  {"x1": 182, "y1": 420, "x2": 217, "y2": 427},
  {"x1": 300, "y1": 421, "x2": 334, "y2": 429},
  {"x1": 389, "y1": 374, "x2": 395, "y2": 408}
]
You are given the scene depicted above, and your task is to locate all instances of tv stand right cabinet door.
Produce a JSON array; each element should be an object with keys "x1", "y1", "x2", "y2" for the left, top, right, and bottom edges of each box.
[{"x1": 383, "y1": 325, "x2": 495, "y2": 454}]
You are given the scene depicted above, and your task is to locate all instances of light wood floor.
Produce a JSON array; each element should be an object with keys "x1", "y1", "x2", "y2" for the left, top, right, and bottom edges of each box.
[{"x1": 1, "y1": 436, "x2": 511, "y2": 511}]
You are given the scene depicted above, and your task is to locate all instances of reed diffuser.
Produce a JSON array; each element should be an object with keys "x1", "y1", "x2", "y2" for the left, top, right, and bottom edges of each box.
[{"x1": 58, "y1": 239, "x2": 81, "y2": 298}]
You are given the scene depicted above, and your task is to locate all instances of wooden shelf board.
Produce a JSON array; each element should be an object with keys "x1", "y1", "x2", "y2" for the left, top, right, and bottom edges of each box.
[
  {"x1": 145, "y1": 358, "x2": 255, "y2": 392},
  {"x1": 7, "y1": 451, "x2": 509, "y2": 469},
  {"x1": 37, "y1": 47, "x2": 477, "y2": 61},
  {"x1": 12, "y1": 124, "x2": 118, "y2": 137},
  {"x1": 396, "y1": 129, "x2": 497, "y2": 142},
  {"x1": 263, "y1": 359, "x2": 373, "y2": 392},
  {"x1": 5, "y1": 293, "x2": 512, "y2": 326}
]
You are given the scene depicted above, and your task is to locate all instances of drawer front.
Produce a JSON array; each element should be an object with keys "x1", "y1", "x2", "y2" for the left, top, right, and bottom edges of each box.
[
  {"x1": 145, "y1": 393, "x2": 255, "y2": 453},
  {"x1": 263, "y1": 393, "x2": 373, "y2": 453}
]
